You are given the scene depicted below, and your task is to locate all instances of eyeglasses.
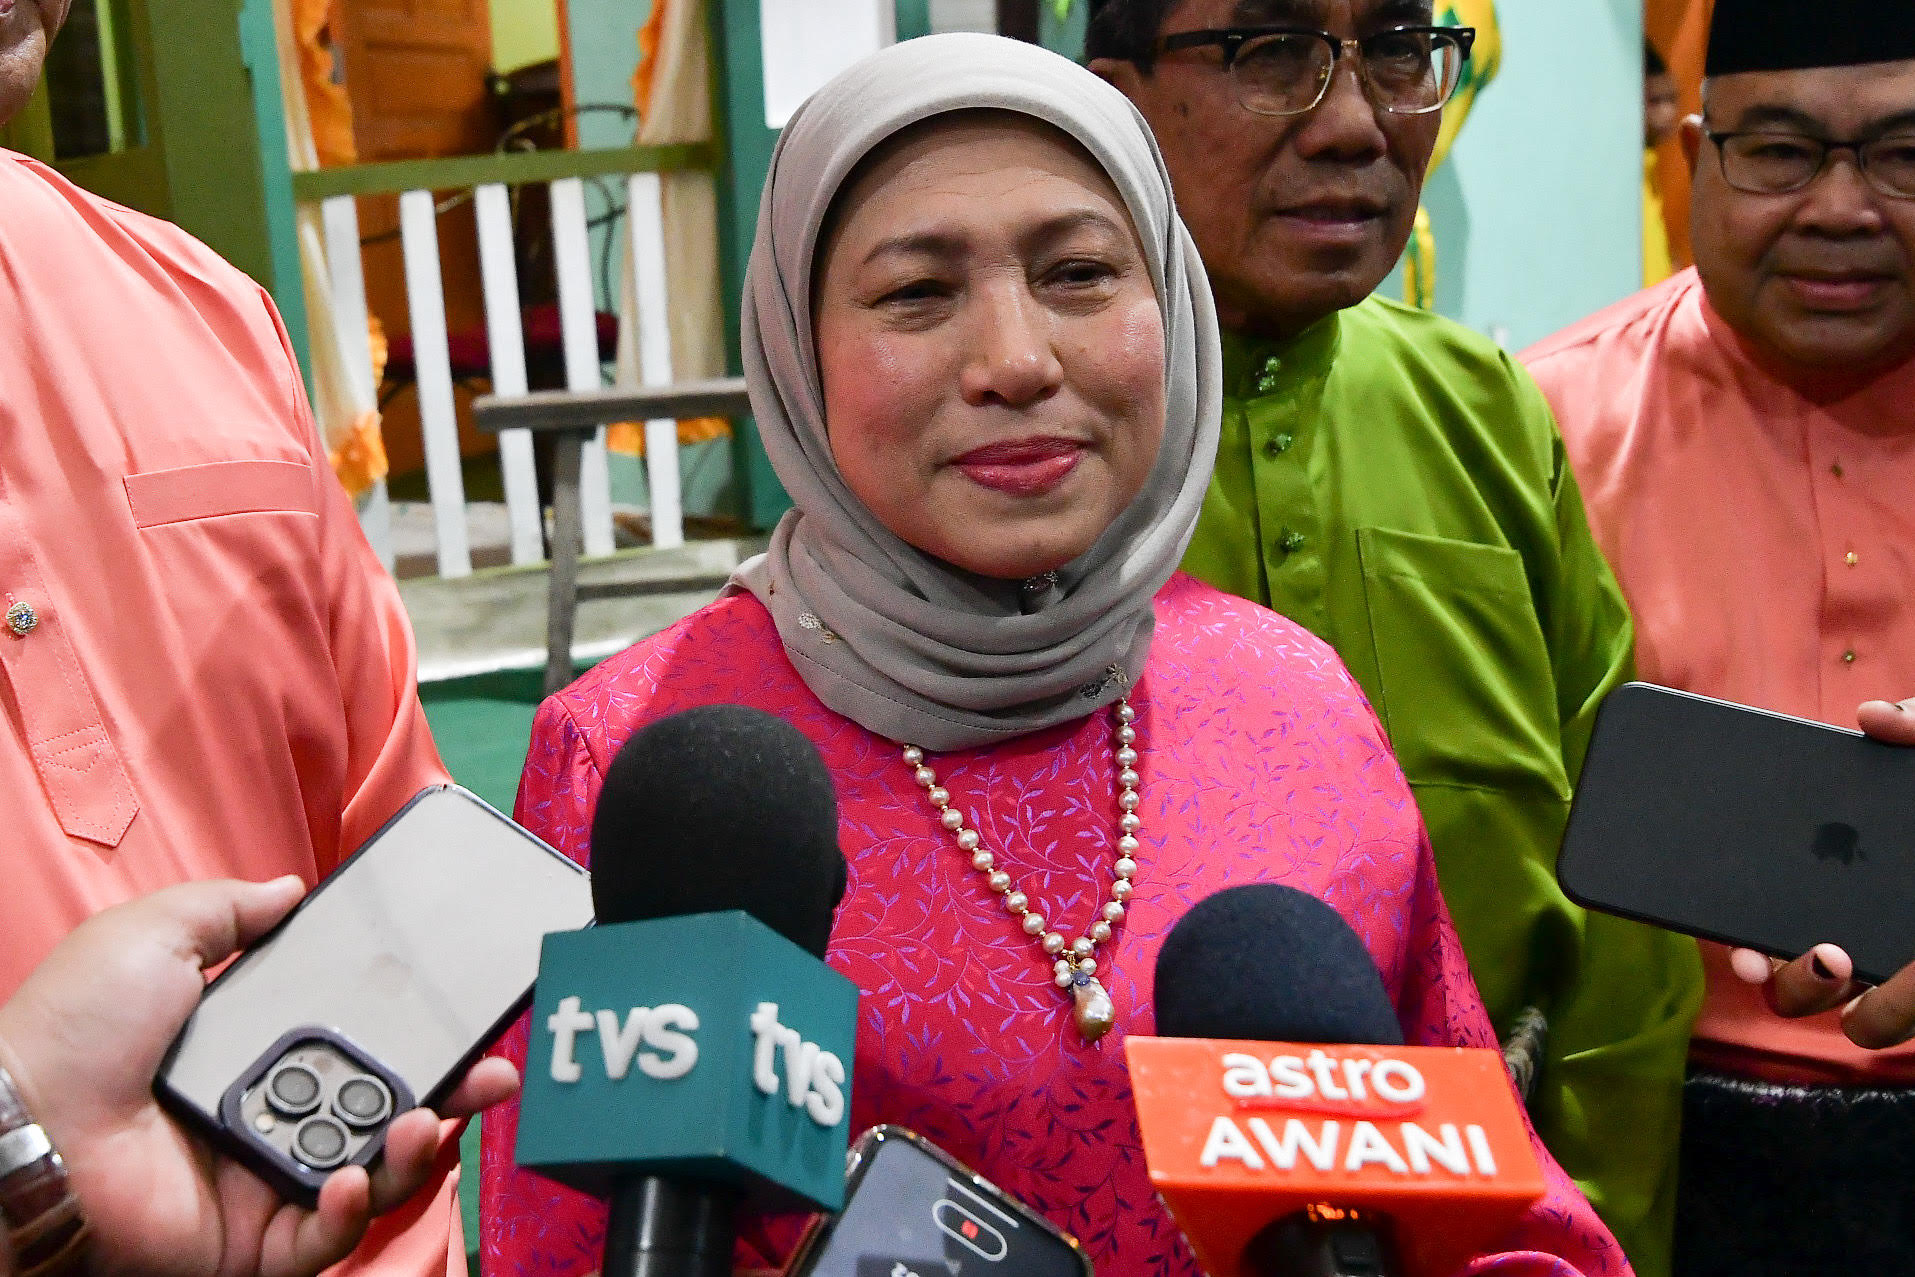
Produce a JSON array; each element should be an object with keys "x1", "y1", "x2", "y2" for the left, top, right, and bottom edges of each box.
[
  {"x1": 1707, "y1": 129, "x2": 1915, "y2": 200},
  {"x1": 1154, "y1": 25, "x2": 1476, "y2": 118}
]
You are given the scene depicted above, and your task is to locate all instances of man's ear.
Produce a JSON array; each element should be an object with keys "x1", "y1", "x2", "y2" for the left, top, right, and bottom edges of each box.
[
  {"x1": 1089, "y1": 57, "x2": 1146, "y2": 98},
  {"x1": 1679, "y1": 113, "x2": 1705, "y2": 175}
]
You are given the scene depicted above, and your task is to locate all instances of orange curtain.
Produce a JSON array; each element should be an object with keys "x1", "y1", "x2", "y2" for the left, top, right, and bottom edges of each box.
[
  {"x1": 632, "y1": 1, "x2": 669, "y2": 117},
  {"x1": 293, "y1": 0, "x2": 356, "y2": 168},
  {"x1": 278, "y1": 0, "x2": 388, "y2": 496},
  {"x1": 1645, "y1": 0, "x2": 1713, "y2": 268}
]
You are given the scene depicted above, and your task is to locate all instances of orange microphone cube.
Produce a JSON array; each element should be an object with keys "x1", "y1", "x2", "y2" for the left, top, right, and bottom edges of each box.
[{"x1": 1125, "y1": 1037, "x2": 1547, "y2": 1277}]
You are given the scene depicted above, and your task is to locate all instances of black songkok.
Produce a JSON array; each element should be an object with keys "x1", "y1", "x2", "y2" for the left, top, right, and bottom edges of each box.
[{"x1": 1707, "y1": 0, "x2": 1915, "y2": 76}]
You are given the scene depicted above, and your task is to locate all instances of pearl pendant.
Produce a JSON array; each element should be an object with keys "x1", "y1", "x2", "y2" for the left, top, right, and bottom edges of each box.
[
  {"x1": 1071, "y1": 971, "x2": 1116, "y2": 1043},
  {"x1": 901, "y1": 695, "x2": 1137, "y2": 1046}
]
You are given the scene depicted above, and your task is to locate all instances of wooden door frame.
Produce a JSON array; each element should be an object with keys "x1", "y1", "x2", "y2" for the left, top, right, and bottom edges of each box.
[{"x1": 555, "y1": 0, "x2": 578, "y2": 147}]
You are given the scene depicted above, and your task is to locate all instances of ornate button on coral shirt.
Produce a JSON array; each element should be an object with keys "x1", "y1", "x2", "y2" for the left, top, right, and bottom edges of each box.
[
  {"x1": 482, "y1": 579, "x2": 1626, "y2": 1277},
  {"x1": 1526, "y1": 268, "x2": 1915, "y2": 1085},
  {"x1": 0, "y1": 152, "x2": 456, "y2": 1273}
]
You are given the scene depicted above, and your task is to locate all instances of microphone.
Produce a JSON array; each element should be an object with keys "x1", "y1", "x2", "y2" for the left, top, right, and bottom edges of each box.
[
  {"x1": 514, "y1": 705, "x2": 857, "y2": 1277},
  {"x1": 1129, "y1": 885, "x2": 1546, "y2": 1277}
]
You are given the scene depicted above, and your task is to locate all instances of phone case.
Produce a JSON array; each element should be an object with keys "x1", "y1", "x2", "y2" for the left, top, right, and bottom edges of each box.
[
  {"x1": 1560, "y1": 682, "x2": 1915, "y2": 985},
  {"x1": 155, "y1": 785, "x2": 595, "y2": 1204},
  {"x1": 785, "y1": 1125, "x2": 1093, "y2": 1277}
]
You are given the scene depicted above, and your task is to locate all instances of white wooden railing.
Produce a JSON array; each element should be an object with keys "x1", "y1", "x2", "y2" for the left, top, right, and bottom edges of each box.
[{"x1": 292, "y1": 145, "x2": 713, "y2": 578}]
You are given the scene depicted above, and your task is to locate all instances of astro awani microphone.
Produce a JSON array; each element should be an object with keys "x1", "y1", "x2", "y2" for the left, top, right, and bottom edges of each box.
[
  {"x1": 515, "y1": 705, "x2": 858, "y2": 1277},
  {"x1": 1128, "y1": 884, "x2": 1546, "y2": 1277}
]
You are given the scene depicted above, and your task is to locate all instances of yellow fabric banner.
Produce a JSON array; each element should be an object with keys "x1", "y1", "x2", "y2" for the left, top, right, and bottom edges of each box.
[
  {"x1": 1646, "y1": 0, "x2": 1715, "y2": 268},
  {"x1": 1405, "y1": 0, "x2": 1501, "y2": 309}
]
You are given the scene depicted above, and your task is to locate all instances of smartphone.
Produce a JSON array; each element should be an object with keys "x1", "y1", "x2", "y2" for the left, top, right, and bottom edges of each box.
[
  {"x1": 1559, "y1": 682, "x2": 1915, "y2": 984},
  {"x1": 156, "y1": 785, "x2": 594, "y2": 1204},
  {"x1": 784, "y1": 1126, "x2": 1093, "y2": 1277}
]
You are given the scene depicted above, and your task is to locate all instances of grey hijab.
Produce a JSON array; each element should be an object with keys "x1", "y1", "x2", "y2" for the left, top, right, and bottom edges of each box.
[{"x1": 729, "y1": 32, "x2": 1222, "y2": 752}]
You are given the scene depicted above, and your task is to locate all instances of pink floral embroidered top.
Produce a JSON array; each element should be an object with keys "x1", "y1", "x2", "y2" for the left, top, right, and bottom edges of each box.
[{"x1": 482, "y1": 575, "x2": 1626, "y2": 1276}]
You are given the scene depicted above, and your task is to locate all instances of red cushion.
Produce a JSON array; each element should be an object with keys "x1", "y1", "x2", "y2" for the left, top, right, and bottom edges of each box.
[{"x1": 384, "y1": 303, "x2": 619, "y2": 383}]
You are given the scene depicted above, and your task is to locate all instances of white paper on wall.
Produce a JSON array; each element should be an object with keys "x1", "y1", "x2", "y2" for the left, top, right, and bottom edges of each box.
[
  {"x1": 928, "y1": 0, "x2": 997, "y2": 33},
  {"x1": 759, "y1": 0, "x2": 897, "y2": 130}
]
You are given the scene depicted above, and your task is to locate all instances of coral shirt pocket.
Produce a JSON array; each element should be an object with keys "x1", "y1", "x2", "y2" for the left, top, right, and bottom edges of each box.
[
  {"x1": 124, "y1": 459, "x2": 319, "y2": 529},
  {"x1": 0, "y1": 495, "x2": 139, "y2": 850}
]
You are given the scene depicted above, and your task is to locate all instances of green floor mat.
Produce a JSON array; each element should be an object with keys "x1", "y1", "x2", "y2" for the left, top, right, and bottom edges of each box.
[{"x1": 419, "y1": 666, "x2": 552, "y2": 813}]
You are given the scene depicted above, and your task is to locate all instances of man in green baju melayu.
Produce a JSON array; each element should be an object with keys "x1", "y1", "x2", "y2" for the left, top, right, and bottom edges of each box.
[{"x1": 1089, "y1": 2, "x2": 1703, "y2": 1274}]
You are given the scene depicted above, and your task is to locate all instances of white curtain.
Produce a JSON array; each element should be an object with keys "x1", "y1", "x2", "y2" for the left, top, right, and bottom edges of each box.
[
  {"x1": 271, "y1": 0, "x2": 386, "y2": 496},
  {"x1": 609, "y1": 0, "x2": 730, "y2": 459}
]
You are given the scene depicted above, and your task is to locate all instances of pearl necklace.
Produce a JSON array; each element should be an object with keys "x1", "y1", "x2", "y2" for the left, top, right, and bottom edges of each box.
[{"x1": 901, "y1": 700, "x2": 1139, "y2": 1043}]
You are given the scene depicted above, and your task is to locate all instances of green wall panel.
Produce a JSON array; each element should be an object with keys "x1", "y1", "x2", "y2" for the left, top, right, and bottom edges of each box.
[
  {"x1": 238, "y1": 0, "x2": 308, "y2": 376},
  {"x1": 711, "y1": 0, "x2": 789, "y2": 531},
  {"x1": 1380, "y1": 0, "x2": 1644, "y2": 350}
]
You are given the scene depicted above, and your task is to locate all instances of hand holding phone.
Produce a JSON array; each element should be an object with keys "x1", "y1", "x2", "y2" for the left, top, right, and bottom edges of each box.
[
  {"x1": 156, "y1": 786, "x2": 593, "y2": 1206},
  {"x1": 1560, "y1": 684, "x2": 1915, "y2": 986},
  {"x1": 1731, "y1": 691, "x2": 1915, "y2": 1050},
  {"x1": 0, "y1": 877, "x2": 516, "y2": 1277}
]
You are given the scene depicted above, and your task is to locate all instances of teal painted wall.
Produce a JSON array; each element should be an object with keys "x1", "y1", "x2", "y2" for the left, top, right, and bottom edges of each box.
[
  {"x1": 1039, "y1": 1, "x2": 1087, "y2": 55},
  {"x1": 711, "y1": 0, "x2": 786, "y2": 528},
  {"x1": 1382, "y1": 0, "x2": 1642, "y2": 350},
  {"x1": 566, "y1": 0, "x2": 647, "y2": 321},
  {"x1": 895, "y1": 0, "x2": 931, "y2": 40},
  {"x1": 569, "y1": 0, "x2": 649, "y2": 152}
]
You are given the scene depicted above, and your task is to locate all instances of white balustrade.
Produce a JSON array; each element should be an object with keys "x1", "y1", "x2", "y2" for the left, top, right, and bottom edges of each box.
[
  {"x1": 312, "y1": 163, "x2": 694, "y2": 578},
  {"x1": 549, "y1": 176, "x2": 617, "y2": 560},
  {"x1": 398, "y1": 188, "x2": 473, "y2": 579},
  {"x1": 322, "y1": 195, "x2": 393, "y2": 570},
  {"x1": 472, "y1": 182, "x2": 545, "y2": 566},
  {"x1": 627, "y1": 171, "x2": 684, "y2": 551}
]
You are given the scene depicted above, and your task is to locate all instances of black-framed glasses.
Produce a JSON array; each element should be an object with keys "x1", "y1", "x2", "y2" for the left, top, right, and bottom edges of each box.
[
  {"x1": 1707, "y1": 129, "x2": 1915, "y2": 200},
  {"x1": 1155, "y1": 25, "x2": 1476, "y2": 118}
]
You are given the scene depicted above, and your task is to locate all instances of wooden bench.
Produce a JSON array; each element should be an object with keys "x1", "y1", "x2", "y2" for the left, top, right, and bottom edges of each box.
[{"x1": 474, "y1": 377, "x2": 755, "y2": 694}]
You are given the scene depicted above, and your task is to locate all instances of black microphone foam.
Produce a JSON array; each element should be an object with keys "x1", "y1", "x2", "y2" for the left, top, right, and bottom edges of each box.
[
  {"x1": 1153, "y1": 883, "x2": 1404, "y2": 1046},
  {"x1": 590, "y1": 704, "x2": 847, "y2": 958}
]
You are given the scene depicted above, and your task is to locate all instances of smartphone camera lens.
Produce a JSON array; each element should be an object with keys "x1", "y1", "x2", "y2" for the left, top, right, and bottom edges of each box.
[
  {"x1": 293, "y1": 1116, "x2": 350, "y2": 1169},
  {"x1": 333, "y1": 1076, "x2": 393, "y2": 1129},
  {"x1": 265, "y1": 1063, "x2": 322, "y2": 1118}
]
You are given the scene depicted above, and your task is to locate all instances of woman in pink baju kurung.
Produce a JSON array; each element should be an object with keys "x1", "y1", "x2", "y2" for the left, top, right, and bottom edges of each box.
[
  {"x1": 482, "y1": 579, "x2": 1627, "y2": 1276},
  {"x1": 483, "y1": 33, "x2": 1627, "y2": 1277}
]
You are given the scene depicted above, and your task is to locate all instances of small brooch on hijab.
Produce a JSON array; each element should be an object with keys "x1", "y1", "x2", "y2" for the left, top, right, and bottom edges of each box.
[
  {"x1": 797, "y1": 613, "x2": 840, "y2": 644},
  {"x1": 1018, "y1": 570, "x2": 1062, "y2": 615},
  {"x1": 1079, "y1": 664, "x2": 1130, "y2": 701}
]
